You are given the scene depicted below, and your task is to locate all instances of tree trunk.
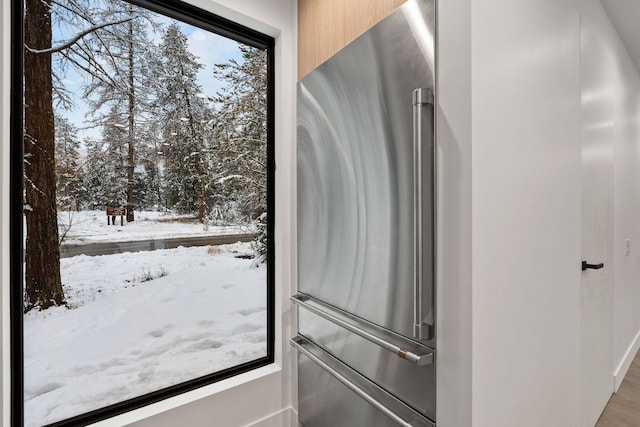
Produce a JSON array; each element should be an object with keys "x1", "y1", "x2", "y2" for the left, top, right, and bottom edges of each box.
[
  {"x1": 24, "y1": 0, "x2": 65, "y2": 310},
  {"x1": 126, "y1": 13, "x2": 135, "y2": 222},
  {"x1": 181, "y1": 79, "x2": 206, "y2": 222}
]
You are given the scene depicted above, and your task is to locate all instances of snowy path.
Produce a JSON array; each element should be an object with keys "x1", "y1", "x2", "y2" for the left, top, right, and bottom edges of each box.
[
  {"x1": 55, "y1": 210, "x2": 252, "y2": 245},
  {"x1": 59, "y1": 233, "x2": 253, "y2": 258}
]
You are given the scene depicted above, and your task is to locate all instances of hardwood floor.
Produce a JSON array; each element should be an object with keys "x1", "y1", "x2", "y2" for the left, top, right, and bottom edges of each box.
[{"x1": 595, "y1": 349, "x2": 640, "y2": 426}]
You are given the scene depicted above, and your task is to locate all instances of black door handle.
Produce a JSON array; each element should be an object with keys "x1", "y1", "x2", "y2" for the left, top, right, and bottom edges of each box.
[{"x1": 582, "y1": 261, "x2": 604, "y2": 271}]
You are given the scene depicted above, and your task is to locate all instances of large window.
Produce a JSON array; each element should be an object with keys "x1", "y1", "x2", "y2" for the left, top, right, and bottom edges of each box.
[{"x1": 11, "y1": 0, "x2": 274, "y2": 425}]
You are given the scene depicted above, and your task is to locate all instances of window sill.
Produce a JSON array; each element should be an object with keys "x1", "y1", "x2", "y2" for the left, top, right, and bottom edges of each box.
[{"x1": 89, "y1": 364, "x2": 283, "y2": 426}]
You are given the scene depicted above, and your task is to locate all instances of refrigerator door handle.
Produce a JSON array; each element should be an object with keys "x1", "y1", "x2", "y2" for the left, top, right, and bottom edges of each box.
[
  {"x1": 413, "y1": 88, "x2": 435, "y2": 341},
  {"x1": 291, "y1": 336, "x2": 424, "y2": 427},
  {"x1": 291, "y1": 294, "x2": 434, "y2": 366}
]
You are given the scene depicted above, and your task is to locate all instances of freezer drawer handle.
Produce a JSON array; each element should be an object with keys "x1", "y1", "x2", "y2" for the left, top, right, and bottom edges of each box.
[
  {"x1": 291, "y1": 294, "x2": 433, "y2": 366},
  {"x1": 581, "y1": 261, "x2": 604, "y2": 271},
  {"x1": 412, "y1": 87, "x2": 435, "y2": 341},
  {"x1": 291, "y1": 336, "x2": 417, "y2": 427}
]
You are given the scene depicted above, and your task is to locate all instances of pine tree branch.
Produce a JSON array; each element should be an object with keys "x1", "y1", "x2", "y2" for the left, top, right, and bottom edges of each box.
[{"x1": 25, "y1": 17, "x2": 134, "y2": 54}]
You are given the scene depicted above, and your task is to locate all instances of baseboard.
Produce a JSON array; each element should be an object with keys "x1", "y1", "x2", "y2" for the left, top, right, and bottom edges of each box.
[
  {"x1": 613, "y1": 329, "x2": 640, "y2": 392},
  {"x1": 246, "y1": 407, "x2": 298, "y2": 427}
]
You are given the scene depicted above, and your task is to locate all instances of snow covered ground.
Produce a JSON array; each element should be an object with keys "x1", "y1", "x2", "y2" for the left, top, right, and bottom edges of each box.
[{"x1": 24, "y1": 222, "x2": 266, "y2": 426}]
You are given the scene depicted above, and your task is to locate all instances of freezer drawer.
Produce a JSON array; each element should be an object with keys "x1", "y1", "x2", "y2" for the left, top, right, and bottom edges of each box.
[
  {"x1": 293, "y1": 336, "x2": 435, "y2": 427},
  {"x1": 294, "y1": 294, "x2": 436, "y2": 421}
]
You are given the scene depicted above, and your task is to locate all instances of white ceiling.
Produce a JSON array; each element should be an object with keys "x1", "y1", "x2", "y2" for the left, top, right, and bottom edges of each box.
[{"x1": 601, "y1": 0, "x2": 640, "y2": 71}]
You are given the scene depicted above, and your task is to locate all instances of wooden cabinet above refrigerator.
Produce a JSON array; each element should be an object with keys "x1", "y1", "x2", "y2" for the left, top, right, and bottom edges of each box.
[{"x1": 298, "y1": 0, "x2": 407, "y2": 79}]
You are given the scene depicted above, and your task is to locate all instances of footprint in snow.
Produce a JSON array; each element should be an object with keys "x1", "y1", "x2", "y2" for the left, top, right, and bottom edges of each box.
[
  {"x1": 138, "y1": 367, "x2": 155, "y2": 383},
  {"x1": 198, "y1": 320, "x2": 214, "y2": 328},
  {"x1": 245, "y1": 333, "x2": 267, "y2": 344},
  {"x1": 184, "y1": 339, "x2": 223, "y2": 353},
  {"x1": 238, "y1": 307, "x2": 265, "y2": 316},
  {"x1": 149, "y1": 324, "x2": 173, "y2": 338},
  {"x1": 232, "y1": 323, "x2": 261, "y2": 334}
]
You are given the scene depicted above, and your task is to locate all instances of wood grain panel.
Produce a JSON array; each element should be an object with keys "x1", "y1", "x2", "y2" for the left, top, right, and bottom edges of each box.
[{"x1": 298, "y1": 0, "x2": 406, "y2": 79}]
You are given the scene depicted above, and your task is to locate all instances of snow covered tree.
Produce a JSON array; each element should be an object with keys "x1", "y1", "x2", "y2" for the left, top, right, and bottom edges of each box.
[
  {"x1": 132, "y1": 123, "x2": 163, "y2": 210},
  {"x1": 133, "y1": 159, "x2": 162, "y2": 210},
  {"x1": 212, "y1": 45, "x2": 268, "y2": 257},
  {"x1": 23, "y1": 0, "x2": 137, "y2": 311},
  {"x1": 153, "y1": 24, "x2": 212, "y2": 220},
  {"x1": 80, "y1": 138, "x2": 110, "y2": 208},
  {"x1": 74, "y1": 1, "x2": 157, "y2": 222},
  {"x1": 54, "y1": 116, "x2": 83, "y2": 210},
  {"x1": 80, "y1": 105, "x2": 132, "y2": 208}
]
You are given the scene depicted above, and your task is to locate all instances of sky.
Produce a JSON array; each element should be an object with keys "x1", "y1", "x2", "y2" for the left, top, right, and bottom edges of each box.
[{"x1": 53, "y1": 1, "x2": 244, "y2": 142}]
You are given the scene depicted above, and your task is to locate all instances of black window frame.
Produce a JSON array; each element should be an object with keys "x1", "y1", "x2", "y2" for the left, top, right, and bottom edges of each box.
[{"x1": 10, "y1": 0, "x2": 275, "y2": 425}]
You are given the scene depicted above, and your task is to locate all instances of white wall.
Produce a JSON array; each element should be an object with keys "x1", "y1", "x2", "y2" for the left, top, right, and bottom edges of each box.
[
  {"x1": 467, "y1": 0, "x2": 640, "y2": 425},
  {"x1": 470, "y1": 0, "x2": 583, "y2": 426},
  {"x1": 0, "y1": 0, "x2": 297, "y2": 425},
  {"x1": 581, "y1": 0, "x2": 640, "y2": 390}
]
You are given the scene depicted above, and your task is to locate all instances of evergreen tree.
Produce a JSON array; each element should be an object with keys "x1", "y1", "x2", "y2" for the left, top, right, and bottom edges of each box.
[
  {"x1": 133, "y1": 123, "x2": 163, "y2": 210},
  {"x1": 80, "y1": 105, "x2": 130, "y2": 208},
  {"x1": 153, "y1": 24, "x2": 212, "y2": 220},
  {"x1": 54, "y1": 116, "x2": 83, "y2": 211},
  {"x1": 212, "y1": 45, "x2": 268, "y2": 258},
  {"x1": 81, "y1": 138, "x2": 110, "y2": 208}
]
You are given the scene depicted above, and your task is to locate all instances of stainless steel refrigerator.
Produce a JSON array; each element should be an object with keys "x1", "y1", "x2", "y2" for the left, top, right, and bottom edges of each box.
[{"x1": 293, "y1": 0, "x2": 436, "y2": 426}]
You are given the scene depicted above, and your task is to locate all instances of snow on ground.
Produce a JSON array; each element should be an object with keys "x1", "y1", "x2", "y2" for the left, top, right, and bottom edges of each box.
[
  {"x1": 54, "y1": 210, "x2": 251, "y2": 244},
  {"x1": 24, "y1": 242, "x2": 266, "y2": 427}
]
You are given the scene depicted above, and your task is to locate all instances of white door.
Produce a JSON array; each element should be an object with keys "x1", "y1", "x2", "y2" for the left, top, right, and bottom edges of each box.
[{"x1": 579, "y1": 17, "x2": 615, "y2": 427}]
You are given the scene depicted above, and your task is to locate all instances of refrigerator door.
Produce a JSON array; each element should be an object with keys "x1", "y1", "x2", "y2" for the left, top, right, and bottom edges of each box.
[{"x1": 297, "y1": 0, "x2": 436, "y2": 346}]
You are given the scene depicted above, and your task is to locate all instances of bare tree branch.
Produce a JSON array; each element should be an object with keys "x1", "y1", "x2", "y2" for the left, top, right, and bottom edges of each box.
[
  {"x1": 57, "y1": 49, "x2": 116, "y2": 89},
  {"x1": 25, "y1": 17, "x2": 133, "y2": 54},
  {"x1": 50, "y1": 0, "x2": 95, "y2": 25}
]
